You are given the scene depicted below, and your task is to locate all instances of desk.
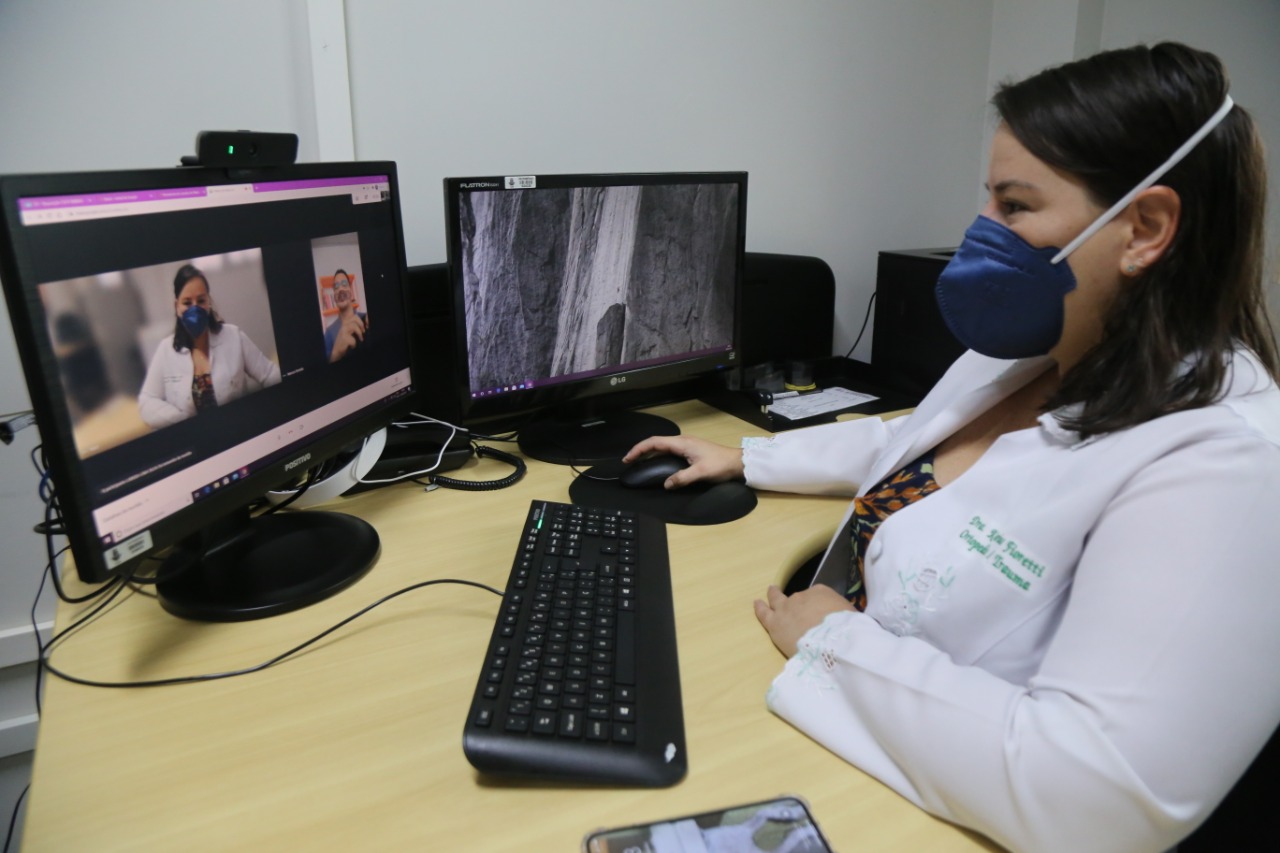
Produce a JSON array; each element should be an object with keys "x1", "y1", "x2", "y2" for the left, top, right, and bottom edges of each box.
[{"x1": 22, "y1": 401, "x2": 995, "y2": 852}]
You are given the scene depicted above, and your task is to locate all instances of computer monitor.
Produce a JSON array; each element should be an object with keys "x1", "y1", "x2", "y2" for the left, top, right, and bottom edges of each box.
[
  {"x1": 0, "y1": 161, "x2": 416, "y2": 620},
  {"x1": 443, "y1": 172, "x2": 745, "y2": 465}
]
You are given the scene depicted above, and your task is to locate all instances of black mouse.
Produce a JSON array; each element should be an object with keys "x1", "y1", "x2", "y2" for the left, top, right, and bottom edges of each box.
[{"x1": 619, "y1": 453, "x2": 689, "y2": 489}]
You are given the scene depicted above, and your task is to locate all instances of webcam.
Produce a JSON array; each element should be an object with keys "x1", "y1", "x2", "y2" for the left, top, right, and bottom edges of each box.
[{"x1": 180, "y1": 130, "x2": 298, "y2": 168}]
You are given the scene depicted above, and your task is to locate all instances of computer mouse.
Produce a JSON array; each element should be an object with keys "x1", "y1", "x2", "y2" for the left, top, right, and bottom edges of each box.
[{"x1": 618, "y1": 453, "x2": 689, "y2": 489}]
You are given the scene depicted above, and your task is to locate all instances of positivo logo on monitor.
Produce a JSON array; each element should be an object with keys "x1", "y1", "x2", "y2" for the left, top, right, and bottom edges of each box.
[{"x1": 284, "y1": 452, "x2": 312, "y2": 471}]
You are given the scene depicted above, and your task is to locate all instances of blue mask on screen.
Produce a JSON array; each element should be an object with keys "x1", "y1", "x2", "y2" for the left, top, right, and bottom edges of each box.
[
  {"x1": 180, "y1": 304, "x2": 210, "y2": 339},
  {"x1": 933, "y1": 215, "x2": 1077, "y2": 359}
]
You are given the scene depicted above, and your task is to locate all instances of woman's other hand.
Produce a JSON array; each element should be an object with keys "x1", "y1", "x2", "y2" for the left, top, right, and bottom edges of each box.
[{"x1": 754, "y1": 584, "x2": 855, "y2": 658}]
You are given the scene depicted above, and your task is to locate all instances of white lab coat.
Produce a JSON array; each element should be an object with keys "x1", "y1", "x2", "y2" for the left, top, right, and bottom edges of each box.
[
  {"x1": 138, "y1": 324, "x2": 281, "y2": 429},
  {"x1": 746, "y1": 347, "x2": 1280, "y2": 853}
]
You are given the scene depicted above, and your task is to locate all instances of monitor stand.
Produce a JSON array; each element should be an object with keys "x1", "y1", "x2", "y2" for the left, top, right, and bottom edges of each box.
[
  {"x1": 518, "y1": 410, "x2": 679, "y2": 466},
  {"x1": 155, "y1": 508, "x2": 379, "y2": 621}
]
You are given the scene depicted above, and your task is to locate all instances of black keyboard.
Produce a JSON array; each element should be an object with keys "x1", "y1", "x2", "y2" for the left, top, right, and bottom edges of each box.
[{"x1": 463, "y1": 499, "x2": 687, "y2": 786}]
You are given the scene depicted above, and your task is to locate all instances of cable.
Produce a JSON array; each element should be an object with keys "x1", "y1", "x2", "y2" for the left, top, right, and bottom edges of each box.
[
  {"x1": 30, "y1": 446, "x2": 50, "y2": 500},
  {"x1": 41, "y1": 574, "x2": 130, "y2": 657},
  {"x1": 259, "y1": 467, "x2": 313, "y2": 514},
  {"x1": 568, "y1": 459, "x2": 621, "y2": 482},
  {"x1": 30, "y1": 546, "x2": 67, "y2": 716},
  {"x1": 3, "y1": 785, "x2": 27, "y2": 853},
  {"x1": 39, "y1": 578, "x2": 503, "y2": 689},
  {"x1": 469, "y1": 428, "x2": 520, "y2": 444},
  {"x1": 843, "y1": 290, "x2": 877, "y2": 359},
  {"x1": 38, "y1": 492, "x2": 114, "y2": 605},
  {"x1": 357, "y1": 412, "x2": 461, "y2": 485},
  {"x1": 427, "y1": 444, "x2": 526, "y2": 491}
]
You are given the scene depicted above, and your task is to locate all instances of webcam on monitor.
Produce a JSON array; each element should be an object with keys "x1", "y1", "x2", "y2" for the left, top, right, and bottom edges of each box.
[{"x1": 180, "y1": 130, "x2": 299, "y2": 168}]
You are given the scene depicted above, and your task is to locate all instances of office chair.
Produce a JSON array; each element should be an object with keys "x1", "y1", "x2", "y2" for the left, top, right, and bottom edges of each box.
[{"x1": 1179, "y1": 723, "x2": 1280, "y2": 850}]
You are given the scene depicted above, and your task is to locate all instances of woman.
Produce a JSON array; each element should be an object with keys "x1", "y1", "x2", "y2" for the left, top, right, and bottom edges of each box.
[
  {"x1": 627, "y1": 43, "x2": 1280, "y2": 851},
  {"x1": 139, "y1": 264, "x2": 282, "y2": 428}
]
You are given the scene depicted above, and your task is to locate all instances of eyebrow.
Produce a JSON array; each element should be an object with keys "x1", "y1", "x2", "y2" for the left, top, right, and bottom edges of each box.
[{"x1": 986, "y1": 179, "x2": 1038, "y2": 194}]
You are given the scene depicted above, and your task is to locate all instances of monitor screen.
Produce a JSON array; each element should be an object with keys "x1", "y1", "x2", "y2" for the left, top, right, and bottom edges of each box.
[
  {"x1": 443, "y1": 172, "x2": 745, "y2": 465},
  {"x1": 0, "y1": 161, "x2": 416, "y2": 620}
]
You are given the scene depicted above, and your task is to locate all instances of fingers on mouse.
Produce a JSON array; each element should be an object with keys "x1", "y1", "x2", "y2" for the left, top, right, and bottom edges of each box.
[{"x1": 619, "y1": 453, "x2": 689, "y2": 489}]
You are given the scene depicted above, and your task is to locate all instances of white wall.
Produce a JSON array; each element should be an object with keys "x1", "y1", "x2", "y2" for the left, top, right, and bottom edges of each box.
[{"x1": 344, "y1": 0, "x2": 995, "y2": 356}]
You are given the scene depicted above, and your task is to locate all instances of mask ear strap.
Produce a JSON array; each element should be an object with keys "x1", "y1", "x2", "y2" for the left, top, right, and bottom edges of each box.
[{"x1": 1051, "y1": 95, "x2": 1234, "y2": 264}]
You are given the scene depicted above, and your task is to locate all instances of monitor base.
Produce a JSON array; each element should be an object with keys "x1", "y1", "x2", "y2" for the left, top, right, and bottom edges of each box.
[
  {"x1": 156, "y1": 510, "x2": 379, "y2": 622},
  {"x1": 518, "y1": 410, "x2": 679, "y2": 466}
]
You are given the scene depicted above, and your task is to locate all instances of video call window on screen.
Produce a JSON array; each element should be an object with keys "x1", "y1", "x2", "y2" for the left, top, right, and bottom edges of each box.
[
  {"x1": 1, "y1": 164, "x2": 415, "y2": 613},
  {"x1": 40, "y1": 249, "x2": 282, "y2": 458}
]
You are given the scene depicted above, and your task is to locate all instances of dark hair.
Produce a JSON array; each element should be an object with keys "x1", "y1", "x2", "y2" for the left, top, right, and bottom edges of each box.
[
  {"x1": 333, "y1": 268, "x2": 350, "y2": 283},
  {"x1": 171, "y1": 263, "x2": 224, "y2": 351},
  {"x1": 992, "y1": 41, "x2": 1278, "y2": 436}
]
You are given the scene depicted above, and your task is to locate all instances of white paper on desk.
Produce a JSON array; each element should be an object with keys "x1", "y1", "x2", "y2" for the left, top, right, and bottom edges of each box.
[{"x1": 768, "y1": 386, "x2": 879, "y2": 419}]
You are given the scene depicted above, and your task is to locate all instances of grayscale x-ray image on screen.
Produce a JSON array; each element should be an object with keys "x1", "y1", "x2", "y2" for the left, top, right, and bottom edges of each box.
[{"x1": 457, "y1": 183, "x2": 738, "y2": 396}]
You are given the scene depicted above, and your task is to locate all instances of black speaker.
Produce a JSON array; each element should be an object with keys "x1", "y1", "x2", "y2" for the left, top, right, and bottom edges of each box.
[
  {"x1": 403, "y1": 263, "x2": 463, "y2": 422},
  {"x1": 871, "y1": 248, "x2": 965, "y2": 395},
  {"x1": 740, "y1": 252, "x2": 835, "y2": 367}
]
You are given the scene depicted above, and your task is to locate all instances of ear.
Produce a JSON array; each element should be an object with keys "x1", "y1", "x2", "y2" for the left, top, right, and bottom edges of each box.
[{"x1": 1121, "y1": 185, "x2": 1180, "y2": 276}]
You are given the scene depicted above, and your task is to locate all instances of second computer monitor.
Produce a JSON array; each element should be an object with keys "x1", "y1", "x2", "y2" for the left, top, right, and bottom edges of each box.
[{"x1": 443, "y1": 172, "x2": 746, "y2": 465}]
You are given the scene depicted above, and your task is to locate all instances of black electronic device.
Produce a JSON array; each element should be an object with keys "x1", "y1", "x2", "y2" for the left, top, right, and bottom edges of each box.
[
  {"x1": 344, "y1": 421, "x2": 474, "y2": 493},
  {"x1": 872, "y1": 247, "x2": 966, "y2": 395},
  {"x1": 0, "y1": 160, "x2": 416, "y2": 620},
  {"x1": 583, "y1": 795, "x2": 834, "y2": 852},
  {"x1": 569, "y1": 461, "x2": 757, "y2": 526},
  {"x1": 739, "y1": 252, "x2": 835, "y2": 368},
  {"x1": 180, "y1": 130, "x2": 299, "y2": 168},
  {"x1": 443, "y1": 172, "x2": 746, "y2": 466},
  {"x1": 618, "y1": 453, "x2": 688, "y2": 489},
  {"x1": 463, "y1": 499, "x2": 686, "y2": 786}
]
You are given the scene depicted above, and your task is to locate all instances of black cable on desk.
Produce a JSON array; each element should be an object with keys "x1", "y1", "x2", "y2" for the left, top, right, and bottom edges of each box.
[{"x1": 39, "y1": 578, "x2": 504, "y2": 689}]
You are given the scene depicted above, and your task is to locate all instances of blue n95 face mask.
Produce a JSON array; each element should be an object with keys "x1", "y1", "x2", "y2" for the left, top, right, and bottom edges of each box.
[
  {"x1": 935, "y1": 215, "x2": 1077, "y2": 359},
  {"x1": 180, "y1": 304, "x2": 210, "y2": 338},
  {"x1": 934, "y1": 94, "x2": 1235, "y2": 361}
]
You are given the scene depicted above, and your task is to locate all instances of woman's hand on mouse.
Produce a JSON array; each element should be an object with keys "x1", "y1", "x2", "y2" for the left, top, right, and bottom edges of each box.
[
  {"x1": 623, "y1": 435, "x2": 744, "y2": 489},
  {"x1": 753, "y1": 584, "x2": 855, "y2": 658}
]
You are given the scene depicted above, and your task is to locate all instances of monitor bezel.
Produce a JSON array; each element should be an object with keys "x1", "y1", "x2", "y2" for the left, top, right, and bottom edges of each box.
[
  {"x1": 0, "y1": 160, "x2": 418, "y2": 585},
  {"x1": 442, "y1": 171, "x2": 746, "y2": 431}
]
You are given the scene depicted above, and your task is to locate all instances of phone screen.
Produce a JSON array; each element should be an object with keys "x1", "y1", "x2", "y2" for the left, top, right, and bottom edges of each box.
[{"x1": 583, "y1": 795, "x2": 833, "y2": 853}]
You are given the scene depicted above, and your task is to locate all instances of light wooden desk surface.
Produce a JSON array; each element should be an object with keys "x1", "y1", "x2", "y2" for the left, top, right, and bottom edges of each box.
[{"x1": 23, "y1": 400, "x2": 994, "y2": 852}]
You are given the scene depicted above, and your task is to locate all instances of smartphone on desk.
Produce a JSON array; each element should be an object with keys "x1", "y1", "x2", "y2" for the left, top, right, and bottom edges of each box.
[{"x1": 583, "y1": 794, "x2": 834, "y2": 852}]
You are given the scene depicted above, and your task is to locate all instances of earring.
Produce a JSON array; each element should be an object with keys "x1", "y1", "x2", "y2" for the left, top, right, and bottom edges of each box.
[{"x1": 1126, "y1": 264, "x2": 1137, "y2": 274}]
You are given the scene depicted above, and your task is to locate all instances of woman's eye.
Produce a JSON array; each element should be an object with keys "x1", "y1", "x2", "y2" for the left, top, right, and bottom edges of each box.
[{"x1": 1000, "y1": 199, "x2": 1027, "y2": 216}]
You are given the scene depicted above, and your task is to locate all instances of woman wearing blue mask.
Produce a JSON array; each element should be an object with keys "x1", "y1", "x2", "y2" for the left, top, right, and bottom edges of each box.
[
  {"x1": 138, "y1": 263, "x2": 282, "y2": 428},
  {"x1": 627, "y1": 42, "x2": 1280, "y2": 851}
]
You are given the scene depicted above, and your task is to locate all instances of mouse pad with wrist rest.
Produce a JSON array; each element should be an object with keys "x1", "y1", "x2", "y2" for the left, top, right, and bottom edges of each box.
[{"x1": 570, "y1": 462, "x2": 757, "y2": 525}]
